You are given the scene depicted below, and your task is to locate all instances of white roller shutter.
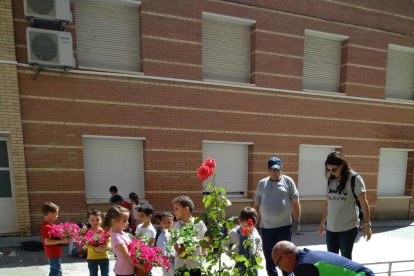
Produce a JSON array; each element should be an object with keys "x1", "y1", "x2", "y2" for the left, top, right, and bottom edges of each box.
[
  {"x1": 75, "y1": 0, "x2": 140, "y2": 71},
  {"x1": 202, "y1": 16, "x2": 251, "y2": 83},
  {"x1": 83, "y1": 137, "x2": 145, "y2": 202},
  {"x1": 377, "y1": 149, "x2": 408, "y2": 196},
  {"x1": 303, "y1": 36, "x2": 342, "y2": 92},
  {"x1": 385, "y1": 49, "x2": 414, "y2": 100},
  {"x1": 298, "y1": 145, "x2": 336, "y2": 196},
  {"x1": 202, "y1": 142, "x2": 249, "y2": 197}
]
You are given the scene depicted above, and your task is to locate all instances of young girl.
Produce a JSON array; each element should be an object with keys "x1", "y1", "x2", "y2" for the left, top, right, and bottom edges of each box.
[
  {"x1": 85, "y1": 209, "x2": 110, "y2": 276},
  {"x1": 129, "y1": 192, "x2": 140, "y2": 233},
  {"x1": 103, "y1": 205, "x2": 145, "y2": 276}
]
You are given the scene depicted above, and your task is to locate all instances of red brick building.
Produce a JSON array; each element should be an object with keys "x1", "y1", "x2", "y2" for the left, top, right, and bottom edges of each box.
[{"x1": 1, "y1": 0, "x2": 413, "y2": 235}]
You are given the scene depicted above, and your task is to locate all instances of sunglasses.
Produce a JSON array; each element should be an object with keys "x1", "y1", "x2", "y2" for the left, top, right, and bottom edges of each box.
[
  {"x1": 275, "y1": 255, "x2": 283, "y2": 266},
  {"x1": 326, "y1": 166, "x2": 339, "y2": 173}
]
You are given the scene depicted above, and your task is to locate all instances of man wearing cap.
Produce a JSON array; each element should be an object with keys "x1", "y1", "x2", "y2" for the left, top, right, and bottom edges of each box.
[{"x1": 254, "y1": 157, "x2": 301, "y2": 276}]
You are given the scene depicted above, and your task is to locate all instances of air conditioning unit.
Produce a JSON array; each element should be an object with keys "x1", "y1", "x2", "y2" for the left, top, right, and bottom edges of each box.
[
  {"x1": 24, "y1": 0, "x2": 72, "y2": 23},
  {"x1": 27, "y1": 28, "x2": 74, "y2": 68}
]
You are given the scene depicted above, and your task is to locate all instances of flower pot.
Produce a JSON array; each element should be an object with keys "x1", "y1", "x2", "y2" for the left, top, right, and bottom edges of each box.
[
  {"x1": 174, "y1": 244, "x2": 189, "y2": 259},
  {"x1": 135, "y1": 267, "x2": 150, "y2": 276}
]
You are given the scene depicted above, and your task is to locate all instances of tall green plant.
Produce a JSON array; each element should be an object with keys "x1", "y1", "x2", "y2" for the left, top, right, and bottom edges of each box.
[{"x1": 196, "y1": 158, "x2": 263, "y2": 276}]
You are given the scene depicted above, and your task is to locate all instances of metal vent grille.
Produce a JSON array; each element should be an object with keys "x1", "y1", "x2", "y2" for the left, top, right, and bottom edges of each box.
[
  {"x1": 29, "y1": 32, "x2": 59, "y2": 63},
  {"x1": 27, "y1": 0, "x2": 55, "y2": 16}
]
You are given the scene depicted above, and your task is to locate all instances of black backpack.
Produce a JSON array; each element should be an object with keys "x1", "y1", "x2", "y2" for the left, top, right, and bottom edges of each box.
[{"x1": 350, "y1": 173, "x2": 364, "y2": 222}]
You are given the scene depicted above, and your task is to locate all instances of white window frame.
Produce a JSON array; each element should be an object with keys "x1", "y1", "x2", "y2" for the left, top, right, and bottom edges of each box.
[
  {"x1": 384, "y1": 44, "x2": 414, "y2": 101},
  {"x1": 298, "y1": 144, "x2": 340, "y2": 197},
  {"x1": 202, "y1": 140, "x2": 252, "y2": 197},
  {"x1": 303, "y1": 29, "x2": 348, "y2": 94},
  {"x1": 377, "y1": 148, "x2": 412, "y2": 196},
  {"x1": 202, "y1": 12, "x2": 255, "y2": 84},
  {"x1": 82, "y1": 135, "x2": 145, "y2": 203}
]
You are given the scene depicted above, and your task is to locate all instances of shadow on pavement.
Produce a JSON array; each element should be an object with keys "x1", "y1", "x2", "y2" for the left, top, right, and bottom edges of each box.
[{"x1": 0, "y1": 245, "x2": 87, "y2": 268}]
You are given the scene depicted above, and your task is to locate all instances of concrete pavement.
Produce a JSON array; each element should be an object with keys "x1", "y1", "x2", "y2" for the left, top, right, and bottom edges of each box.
[{"x1": 0, "y1": 220, "x2": 413, "y2": 275}]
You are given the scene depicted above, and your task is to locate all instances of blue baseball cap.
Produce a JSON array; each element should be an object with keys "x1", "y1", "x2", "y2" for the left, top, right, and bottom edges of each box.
[{"x1": 268, "y1": 157, "x2": 282, "y2": 170}]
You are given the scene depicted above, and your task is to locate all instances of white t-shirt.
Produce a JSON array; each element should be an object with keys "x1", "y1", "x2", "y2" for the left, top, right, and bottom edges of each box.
[
  {"x1": 131, "y1": 203, "x2": 140, "y2": 221},
  {"x1": 135, "y1": 223, "x2": 157, "y2": 240},
  {"x1": 326, "y1": 171, "x2": 366, "y2": 232}
]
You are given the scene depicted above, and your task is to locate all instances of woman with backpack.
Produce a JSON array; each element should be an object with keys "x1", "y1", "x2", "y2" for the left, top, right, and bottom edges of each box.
[{"x1": 319, "y1": 151, "x2": 372, "y2": 260}]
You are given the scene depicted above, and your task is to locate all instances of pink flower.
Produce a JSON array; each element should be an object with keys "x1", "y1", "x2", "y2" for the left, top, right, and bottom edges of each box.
[
  {"x1": 197, "y1": 164, "x2": 210, "y2": 181},
  {"x1": 80, "y1": 229, "x2": 110, "y2": 246},
  {"x1": 128, "y1": 239, "x2": 170, "y2": 272},
  {"x1": 48, "y1": 222, "x2": 80, "y2": 241},
  {"x1": 204, "y1": 158, "x2": 216, "y2": 176}
]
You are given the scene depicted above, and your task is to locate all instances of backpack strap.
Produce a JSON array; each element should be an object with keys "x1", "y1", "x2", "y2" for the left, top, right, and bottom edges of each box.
[{"x1": 350, "y1": 173, "x2": 359, "y2": 200}]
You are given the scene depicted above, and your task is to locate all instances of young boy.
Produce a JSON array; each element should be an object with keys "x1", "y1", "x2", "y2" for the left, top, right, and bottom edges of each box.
[
  {"x1": 135, "y1": 203, "x2": 157, "y2": 246},
  {"x1": 228, "y1": 207, "x2": 262, "y2": 276},
  {"x1": 156, "y1": 212, "x2": 175, "y2": 276},
  {"x1": 41, "y1": 201, "x2": 68, "y2": 276},
  {"x1": 172, "y1": 196, "x2": 207, "y2": 276},
  {"x1": 109, "y1": 185, "x2": 123, "y2": 204}
]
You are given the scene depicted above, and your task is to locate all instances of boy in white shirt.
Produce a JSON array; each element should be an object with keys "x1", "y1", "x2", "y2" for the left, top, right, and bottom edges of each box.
[
  {"x1": 135, "y1": 203, "x2": 157, "y2": 246},
  {"x1": 156, "y1": 212, "x2": 175, "y2": 276}
]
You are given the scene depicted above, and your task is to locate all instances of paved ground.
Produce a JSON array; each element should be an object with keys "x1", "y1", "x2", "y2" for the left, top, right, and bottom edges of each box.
[{"x1": 0, "y1": 220, "x2": 413, "y2": 276}]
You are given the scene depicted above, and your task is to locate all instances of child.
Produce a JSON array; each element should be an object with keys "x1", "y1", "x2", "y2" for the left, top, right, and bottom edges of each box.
[
  {"x1": 172, "y1": 196, "x2": 207, "y2": 276},
  {"x1": 135, "y1": 203, "x2": 157, "y2": 247},
  {"x1": 102, "y1": 205, "x2": 143, "y2": 276},
  {"x1": 155, "y1": 212, "x2": 175, "y2": 276},
  {"x1": 128, "y1": 192, "x2": 140, "y2": 232},
  {"x1": 228, "y1": 207, "x2": 262, "y2": 276},
  {"x1": 109, "y1": 186, "x2": 124, "y2": 204},
  {"x1": 41, "y1": 201, "x2": 68, "y2": 276},
  {"x1": 85, "y1": 209, "x2": 110, "y2": 276}
]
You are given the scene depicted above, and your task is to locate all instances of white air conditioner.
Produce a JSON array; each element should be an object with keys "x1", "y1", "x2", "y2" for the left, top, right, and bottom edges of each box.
[
  {"x1": 24, "y1": 0, "x2": 72, "y2": 23},
  {"x1": 27, "y1": 28, "x2": 74, "y2": 68}
]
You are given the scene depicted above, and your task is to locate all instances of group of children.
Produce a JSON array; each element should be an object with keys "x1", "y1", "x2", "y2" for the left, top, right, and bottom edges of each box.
[{"x1": 41, "y1": 194, "x2": 262, "y2": 276}]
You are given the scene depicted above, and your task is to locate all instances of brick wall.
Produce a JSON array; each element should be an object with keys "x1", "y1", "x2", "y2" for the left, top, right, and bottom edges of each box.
[
  {"x1": 9, "y1": 0, "x2": 414, "y2": 233},
  {"x1": 0, "y1": 0, "x2": 31, "y2": 235}
]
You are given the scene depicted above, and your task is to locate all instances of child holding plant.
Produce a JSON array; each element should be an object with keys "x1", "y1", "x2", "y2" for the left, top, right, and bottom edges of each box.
[
  {"x1": 84, "y1": 209, "x2": 110, "y2": 276},
  {"x1": 135, "y1": 203, "x2": 157, "y2": 246},
  {"x1": 156, "y1": 212, "x2": 175, "y2": 276},
  {"x1": 171, "y1": 195, "x2": 207, "y2": 276},
  {"x1": 41, "y1": 201, "x2": 68, "y2": 276},
  {"x1": 103, "y1": 205, "x2": 145, "y2": 276},
  {"x1": 228, "y1": 207, "x2": 262, "y2": 276}
]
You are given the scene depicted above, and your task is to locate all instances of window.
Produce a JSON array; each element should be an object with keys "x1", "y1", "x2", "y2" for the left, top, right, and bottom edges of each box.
[
  {"x1": 298, "y1": 145, "x2": 338, "y2": 196},
  {"x1": 202, "y1": 12, "x2": 254, "y2": 83},
  {"x1": 75, "y1": 0, "x2": 140, "y2": 72},
  {"x1": 377, "y1": 148, "x2": 409, "y2": 196},
  {"x1": 303, "y1": 30, "x2": 348, "y2": 93},
  {"x1": 0, "y1": 139, "x2": 12, "y2": 198},
  {"x1": 385, "y1": 45, "x2": 414, "y2": 100},
  {"x1": 82, "y1": 136, "x2": 145, "y2": 202},
  {"x1": 202, "y1": 141, "x2": 250, "y2": 197}
]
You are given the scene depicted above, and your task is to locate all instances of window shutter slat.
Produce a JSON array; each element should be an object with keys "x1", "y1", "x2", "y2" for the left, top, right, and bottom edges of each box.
[
  {"x1": 303, "y1": 36, "x2": 342, "y2": 92},
  {"x1": 75, "y1": 0, "x2": 140, "y2": 71}
]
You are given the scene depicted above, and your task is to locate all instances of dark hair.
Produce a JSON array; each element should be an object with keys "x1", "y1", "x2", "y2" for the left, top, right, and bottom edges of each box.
[
  {"x1": 109, "y1": 186, "x2": 118, "y2": 193},
  {"x1": 42, "y1": 201, "x2": 60, "y2": 215},
  {"x1": 110, "y1": 194, "x2": 123, "y2": 204},
  {"x1": 172, "y1": 195, "x2": 194, "y2": 213},
  {"x1": 325, "y1": 151, "x2": 351, "y2": 194},
  {"x1": 161, "y1": 211, "x2": 174, "y2": 219},
  {"x1": 102, "y1": 205, "x2": 129, "y2": 231},
  {"x1": 129, "y1": 192, "x2": 139, "y2": 205},
  {"x1": 137, "y1": 203, "x2": 154, "y2": 216},
  {"x1": 239, "y1": 207, "x2": 258, "y2": 224},
  {"x1": 87, "y1": 209, "x2": 102, "y2": 219}
]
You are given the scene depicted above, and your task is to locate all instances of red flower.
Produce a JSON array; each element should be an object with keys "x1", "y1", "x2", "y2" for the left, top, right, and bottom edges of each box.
[
  {"x1": 197, "y1": 164, "x2": 210, "y2": 181},
  {"x1": 204, "y1": 158, "x2": 216, "y2": 169},
  {"x1": 241, "y1": 227, "x2": 249, "y2": 236},
  {"x1": 247, "y1": 219, "x2": 254, "y2": 227}
]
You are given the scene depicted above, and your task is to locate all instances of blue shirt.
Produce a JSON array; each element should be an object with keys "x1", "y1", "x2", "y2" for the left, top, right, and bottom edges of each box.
[{"x1": 295, "y1": 248, "x2": 375, "y2": 276}]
